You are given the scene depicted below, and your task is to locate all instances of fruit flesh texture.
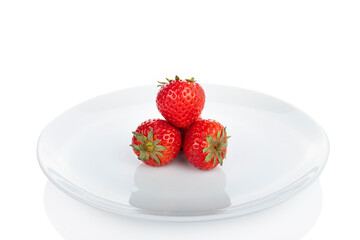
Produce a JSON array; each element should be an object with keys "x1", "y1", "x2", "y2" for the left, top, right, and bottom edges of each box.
[
  {"x1": 132, "y1": 119, "x2": 182, "y2": 166},
  {"x1": 183, "y1": 119, "x2": 227, "y2": 170},
  {"x1": 156, "y1": 80, "x2": 205, "y2": 128}
]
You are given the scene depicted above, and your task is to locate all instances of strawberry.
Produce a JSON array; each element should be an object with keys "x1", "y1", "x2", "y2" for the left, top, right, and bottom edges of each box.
[
  {"x1": 156, "y1": 76, "x2": 205, "y2": 128},
  {"x1": 130, "y1": 119, "x2": 182, "y2": 166},
  {"x1": 183, "y1": 119, "x2": 230, "y2": 170}
]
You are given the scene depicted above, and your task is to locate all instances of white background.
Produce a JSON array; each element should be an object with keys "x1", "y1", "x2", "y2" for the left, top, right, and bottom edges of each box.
[{"x1": 0, "y1": 0, "x2": 359, "y2": 239}]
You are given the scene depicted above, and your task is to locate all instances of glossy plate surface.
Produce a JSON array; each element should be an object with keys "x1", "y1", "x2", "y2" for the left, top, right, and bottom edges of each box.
[{"x1": 38, "y1": 85, "x2": 329, "y2": 221}]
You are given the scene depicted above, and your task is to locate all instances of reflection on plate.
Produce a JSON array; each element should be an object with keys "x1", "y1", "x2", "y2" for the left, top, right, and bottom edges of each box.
[
  {"x1": 38, "y1": 85, "x2": 329, "y2": 221},
  {"x1": 130, "y1": 153, "x2": 231, "y2": 214}
]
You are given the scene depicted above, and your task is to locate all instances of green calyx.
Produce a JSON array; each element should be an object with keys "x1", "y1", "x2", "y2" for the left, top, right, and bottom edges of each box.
[
  {"x1": 157, "y1": 75, "x2": 196, "y2": 87},
  {"x1": 130, "y1": 127, "x2": 166, "y2": 165},
  {"x1": 202, "y1": 127, "x2": 230, "y2": 166}
]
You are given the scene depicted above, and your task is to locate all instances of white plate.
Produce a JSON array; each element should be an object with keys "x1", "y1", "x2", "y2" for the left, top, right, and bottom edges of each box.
[{"x1": 37, "y1": 85, "x2": 329, "y2": 221}]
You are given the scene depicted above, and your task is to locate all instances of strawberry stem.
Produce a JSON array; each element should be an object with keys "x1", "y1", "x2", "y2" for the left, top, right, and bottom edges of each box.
[
  {"x1": 203, "y1": 127, "x2": 229, "y2": 166},
  {"x1": 130, "y1": 127, "x2": 166, "y2": 165},
  {"x1": 157, "y1": 76, "x2": 196, "y2": 87}
]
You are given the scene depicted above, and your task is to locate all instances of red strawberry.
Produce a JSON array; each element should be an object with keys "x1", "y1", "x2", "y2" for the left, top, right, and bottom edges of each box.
[
  {"x1": 156, "y1": 76, "x2": 205, "y2": 128},
  {"x1": 183, "y1": 119, "x2": 230, "y2": 170},
  {"x1": 131, "y1": 119, "x2": 182, "y2": 166}
]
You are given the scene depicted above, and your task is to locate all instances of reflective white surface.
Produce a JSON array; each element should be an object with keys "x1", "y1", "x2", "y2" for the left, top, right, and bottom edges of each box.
[
  {"x1": 44, "y1": 180, "x2": 322, "y2": 240},
  {"x1": 37, "y1": 85, "x2": 329, "y2": 220},
  {"x1": 130, "y1": 155, "x2": 231, "y2": 213}
]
